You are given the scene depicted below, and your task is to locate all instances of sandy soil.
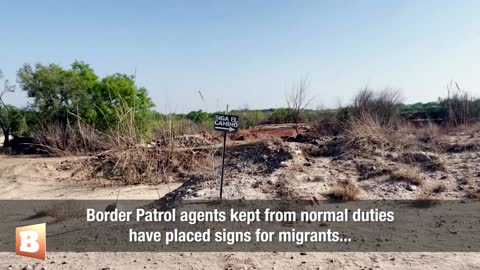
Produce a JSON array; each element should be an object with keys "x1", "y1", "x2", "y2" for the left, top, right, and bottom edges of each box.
[
  {"x1": 1, "y1": 130, "x2": 479, "y2": 270},
  {"x1": 3, "y1": 251, "x2": 479, "y2": 270},
  {"x1": 0, "y1": 155, "x2": 180, "y2": 200}
]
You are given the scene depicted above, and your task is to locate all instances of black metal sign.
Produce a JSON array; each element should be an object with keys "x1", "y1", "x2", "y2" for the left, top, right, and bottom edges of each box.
[
  {"x1": 214, "y1": 114, "x2": 239, "y2": 199},
  {"x1": 214, "y1": 114, "x2": 239, "y2": 133}
]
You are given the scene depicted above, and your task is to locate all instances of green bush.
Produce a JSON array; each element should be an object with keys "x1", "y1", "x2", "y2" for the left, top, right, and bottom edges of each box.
[
  {"x1": 17, "y1": 61, "x2": 155, "y2": 141},
  {"x1": 186, "y1": 110, "x2": 212, "y2": 124}
]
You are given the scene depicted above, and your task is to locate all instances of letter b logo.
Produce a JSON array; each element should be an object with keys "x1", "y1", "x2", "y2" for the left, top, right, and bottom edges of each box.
[
  {"x1": 19, "y1": 231, "x2": 40, "y2": 253},
  {"x1": 16, "y1": 223, "x2": 46, "y2": 260}
]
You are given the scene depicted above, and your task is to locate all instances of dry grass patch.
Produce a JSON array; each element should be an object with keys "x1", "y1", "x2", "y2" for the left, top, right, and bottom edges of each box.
[
  {"x1": 325, "y1": 180, "x2": 360, "y2": 201},
  {"x1": 347, "y1": 113, "x2": 387, "y2": 143},
  {"x1": 390, "y1": 166, "x2": 424, "y2": 186},
  {"x1": 432, "y1": 183, "x2": 448, "y2": 194},
  {"x1": 416, "y1": 124, "x2": 442, "y2": 144},
  {"x1": 85, "y1": 144, "x2": 219, "y2": 185}
]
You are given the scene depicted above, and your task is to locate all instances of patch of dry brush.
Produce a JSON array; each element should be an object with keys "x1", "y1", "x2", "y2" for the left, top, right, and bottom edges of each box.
[
  {"x1": 432, "y1": 183, "x2": 448, "y2": 194},
  {"x1": 325, "y1": 180, "x2": 360, "y2": 201},
  {"x1": 390, "y1": 166, "x2": 424, "y2": 186},
  {"x1": 32, "y1": 121, "x2": 112, "y2": 155},
  {"x1": 85, "y1": 144, "x2": 219, "y2": 185}
]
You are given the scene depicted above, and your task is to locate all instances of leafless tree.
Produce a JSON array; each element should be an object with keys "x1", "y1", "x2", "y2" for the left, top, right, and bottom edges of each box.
[
  {"x1": 352, "y1": 87, "x2": 403, "y2": 128},
  {"x1": 0, "y1": 70, "x2": 16, "y2": 146},
  {"x1": 286, "y1": 78, "x2": 313, "y2": 135}
]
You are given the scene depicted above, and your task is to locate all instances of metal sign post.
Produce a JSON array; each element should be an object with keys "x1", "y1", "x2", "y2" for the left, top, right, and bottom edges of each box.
[
  {"x1": 219, "y1": 131, "x2": 227, "y2": 199},
  {"x1": 214, "y1": 114, "x2": 239, "y2": 199}
]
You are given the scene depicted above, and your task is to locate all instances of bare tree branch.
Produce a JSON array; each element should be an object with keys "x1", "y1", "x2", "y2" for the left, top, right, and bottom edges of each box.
[{"x1": 286, "y1": 77, "x2": 313, "y2": 135}]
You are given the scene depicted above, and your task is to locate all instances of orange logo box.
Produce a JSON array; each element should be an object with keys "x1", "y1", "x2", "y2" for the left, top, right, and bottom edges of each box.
[{"x1": 16, "y1": 223, "x2": 46, "y2": 260}]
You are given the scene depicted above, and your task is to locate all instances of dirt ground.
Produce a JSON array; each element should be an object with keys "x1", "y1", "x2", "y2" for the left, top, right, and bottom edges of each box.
[
  {"x1": 1, "y1": 127, "x2": 480, "y2": 269},
  {"x1": 0, "y1": 155, "x2": 180, "y2": 200},
  {"x1": 3, "y1": 251, "x2": 479, "y2": 270}
]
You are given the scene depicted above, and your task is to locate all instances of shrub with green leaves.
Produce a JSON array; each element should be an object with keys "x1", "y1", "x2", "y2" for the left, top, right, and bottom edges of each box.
[{"x1": 17, "y1": 61, "x2": 155, "y2": 141}]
